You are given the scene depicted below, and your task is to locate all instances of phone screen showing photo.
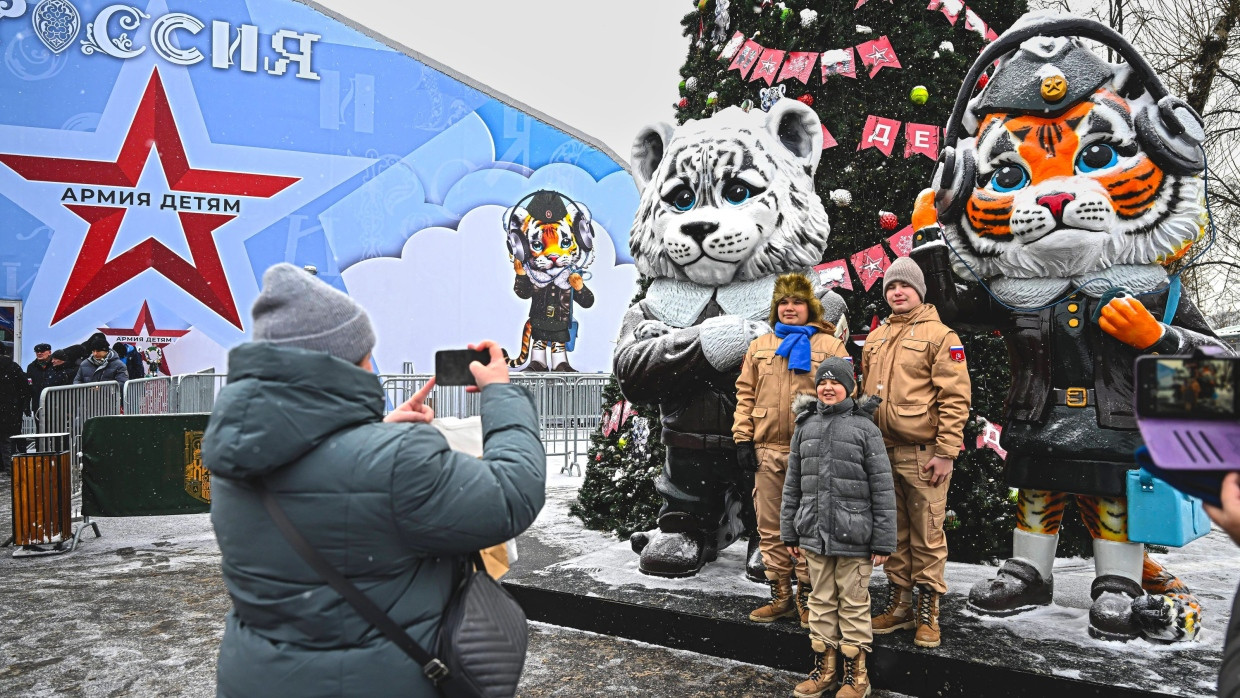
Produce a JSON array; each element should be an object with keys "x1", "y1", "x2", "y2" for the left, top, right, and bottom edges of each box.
[{"x1": 1138, "y1": 357, "x2": 1236, "y2": 420}]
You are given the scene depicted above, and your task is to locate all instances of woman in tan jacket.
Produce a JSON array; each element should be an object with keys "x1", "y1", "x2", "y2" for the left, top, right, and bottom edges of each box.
[{"x1": 733, "y1": 273, "x2": 850, "y2": 626}]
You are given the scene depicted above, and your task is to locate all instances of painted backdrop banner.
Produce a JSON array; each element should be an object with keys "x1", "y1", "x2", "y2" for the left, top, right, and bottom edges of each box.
[{"x1": 0, "y1": 0, "x2": 640, "y2": 374}]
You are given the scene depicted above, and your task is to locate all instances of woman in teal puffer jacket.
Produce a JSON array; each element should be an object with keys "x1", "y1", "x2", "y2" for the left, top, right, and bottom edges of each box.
[{"x1": 203, "y1": 264, "x2": 546, "y2": 698}]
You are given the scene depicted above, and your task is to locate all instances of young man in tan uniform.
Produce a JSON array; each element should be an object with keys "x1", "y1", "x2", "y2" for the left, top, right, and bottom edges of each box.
[
  {"x1": 734, "y1": 273, "x2": 849, "y2": 627},
  {"x1": 860, "y1": 257, "x2": 971, "y2": 648}
]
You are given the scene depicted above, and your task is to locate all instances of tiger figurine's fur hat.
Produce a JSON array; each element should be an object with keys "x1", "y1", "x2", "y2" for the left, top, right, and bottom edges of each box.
[{"x1": 926, "y1": 12, "x2": 1208, "y2": 307}]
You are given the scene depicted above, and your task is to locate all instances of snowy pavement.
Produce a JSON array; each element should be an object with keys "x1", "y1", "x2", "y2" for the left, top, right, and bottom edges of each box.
[{"x1": 1, "y1": 465, "x2": 1236, "y2": 697}]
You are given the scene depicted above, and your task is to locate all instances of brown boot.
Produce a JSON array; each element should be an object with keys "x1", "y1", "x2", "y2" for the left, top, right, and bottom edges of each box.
[
  {"x1": 749, "y1": 571, "x2": 796, "y2": 622},
  {"x1": 835, "y1": 645, "x2": 871, "y2": 698},
  {"x1": 795, "y1": 578, "x2": 812, "y2": 629},
  {"x1": 792, "y1": 639, "x2": 837, "y2": 698},
  {"x1": 871, "y1": 584, "x2": 915, "y2": 634},
  {"x1": 914, "y1": 585, "x2": 942, "y2": 648}
]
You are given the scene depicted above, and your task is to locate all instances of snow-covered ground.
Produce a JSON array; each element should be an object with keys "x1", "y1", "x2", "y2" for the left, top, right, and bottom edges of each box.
[{"x1": 1, "y1": 460, "x2": 1235, "y2": 696}]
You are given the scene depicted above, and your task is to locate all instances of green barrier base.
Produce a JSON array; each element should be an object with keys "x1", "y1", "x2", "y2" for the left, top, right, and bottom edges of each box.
[{"x1": 82, "y1": 414, "x2": 212, "y2": 517}]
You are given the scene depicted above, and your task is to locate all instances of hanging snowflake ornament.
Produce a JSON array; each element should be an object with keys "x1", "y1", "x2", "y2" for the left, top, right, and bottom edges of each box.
[
  {"x1": 831, "y1": 189, "x2": 853, "y2": 207},
  {"x1": 712, "y1": 0, "x2": 732, "y2": 43},
  {"x1": 630, "y1": 417, "x2": 651, "y2": 455},
  {"x1": 800, "y1": 8, "x2": 818, "y2": 26},
  {"x1": 879, "y1": 211, "x2": 898, "y2": 230}
]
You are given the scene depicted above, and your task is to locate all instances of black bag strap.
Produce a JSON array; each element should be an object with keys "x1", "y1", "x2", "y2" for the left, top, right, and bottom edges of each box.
[{"x1": 257, "y1": 483, "x2": 453, "y2": 685}]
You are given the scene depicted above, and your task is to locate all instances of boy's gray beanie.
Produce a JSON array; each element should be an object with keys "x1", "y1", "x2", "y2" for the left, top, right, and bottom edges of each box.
[
  {"x1": 814, "y1": 357, "x2": 856, "y2": 396},
  {"x1": 251, "y1": 263, "x2": 375, "y2": 365}
]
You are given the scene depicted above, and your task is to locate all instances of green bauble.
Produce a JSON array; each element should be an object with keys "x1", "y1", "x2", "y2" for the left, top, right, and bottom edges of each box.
[{"x1": 910, "y1": 85, "x2": 929, "y2": 105}]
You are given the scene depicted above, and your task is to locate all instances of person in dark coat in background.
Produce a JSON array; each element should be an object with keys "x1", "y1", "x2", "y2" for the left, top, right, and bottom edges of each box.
[
  {"x1": 1, "y1": 348, "x2": 33, "y2": 476},
  {"x1": 46, "y1": 350, "x2": 77, "y2": 389},
  {"x1": 25, "y1": 343, "x2": 54, "y2": 411},
  {"x1": 204, "y1": 263, "x2": 546, "y2": 698},
  {"x1": 73, "y1": 334, "x2": 128, "y2": 390},
  {"x1": 113, "y1": 342, "x2": 146, "y2": 381}
]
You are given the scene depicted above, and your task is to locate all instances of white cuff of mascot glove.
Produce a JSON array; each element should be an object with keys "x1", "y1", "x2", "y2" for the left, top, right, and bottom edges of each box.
[{"x1": 699, "y1": 316, "x2": 767, "y2": 371}]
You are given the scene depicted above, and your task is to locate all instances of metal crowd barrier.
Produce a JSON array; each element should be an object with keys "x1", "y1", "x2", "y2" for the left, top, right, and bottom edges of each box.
[
  {"x1": 124, "y1": 376, "x2": 176, "y2": 415},
  {"x1": 379, "y1": 373, "x2": 612, "y2": 475},
  {"x1": 174, "y1": 373, "x2": 228, "y2": 413},
  {"x1": 37, "y1": 382, "x2": 122, "y2": 496}
]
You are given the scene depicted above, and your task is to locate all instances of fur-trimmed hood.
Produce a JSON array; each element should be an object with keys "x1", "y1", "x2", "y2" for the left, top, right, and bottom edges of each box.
[
  {"x1": 793, "y1": 392, "x2": 882, "y2": 423},
  {"x1": 768, "y1": 273, "x2": 824, "y2": 327}
]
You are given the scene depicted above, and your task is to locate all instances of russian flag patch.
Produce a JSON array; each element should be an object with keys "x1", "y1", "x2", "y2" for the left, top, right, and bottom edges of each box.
[{"x1": 949, "y1": 345, "x2": 966, "y2": 362}]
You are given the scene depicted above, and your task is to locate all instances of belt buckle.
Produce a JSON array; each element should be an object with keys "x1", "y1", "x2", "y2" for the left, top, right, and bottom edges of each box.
[{"x1": 1065, "y1": 387, "x2": 1088, "y2": 408}]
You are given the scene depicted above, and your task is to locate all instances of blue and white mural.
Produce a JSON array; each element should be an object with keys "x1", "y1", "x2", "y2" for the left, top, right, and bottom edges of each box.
[{"x1": 0, "y1": 0, "x2": 640, "y2": 373}]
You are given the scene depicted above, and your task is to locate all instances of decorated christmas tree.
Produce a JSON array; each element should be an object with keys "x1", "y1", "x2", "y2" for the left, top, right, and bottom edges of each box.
[{"x1": 573, "y1": 0, "x2": 1107, "y2": 562}]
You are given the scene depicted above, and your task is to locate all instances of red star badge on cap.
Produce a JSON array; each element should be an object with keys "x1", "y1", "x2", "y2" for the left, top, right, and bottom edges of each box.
[{"x1": 0, "y1": 69, "x2": 298, "y2": 329}]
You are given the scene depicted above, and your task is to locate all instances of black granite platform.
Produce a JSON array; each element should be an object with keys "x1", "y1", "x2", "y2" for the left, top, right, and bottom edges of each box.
[{"x1": 505, "y1": 484, "x2": 1229, "y2": 698}]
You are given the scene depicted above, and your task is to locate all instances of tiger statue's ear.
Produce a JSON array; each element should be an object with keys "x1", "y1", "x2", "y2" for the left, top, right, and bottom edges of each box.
[
  {"x1": 764, "y1": 99, "x2": 824, "y2": 176},
  {"x1": 631, "y1": 122, "x2": 675, "y2": 190},
  {"x1": 568, "y1": 200, "x2": 595, "y2": 253},
  {"x1": 503, "y1": 205, "x2": 529, "y2": 263}
]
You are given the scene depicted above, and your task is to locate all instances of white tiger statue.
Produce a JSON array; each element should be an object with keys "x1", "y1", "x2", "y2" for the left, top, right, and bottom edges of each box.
[{"x1": 613, "y1": 99, "x2": 845, "y2": 578}]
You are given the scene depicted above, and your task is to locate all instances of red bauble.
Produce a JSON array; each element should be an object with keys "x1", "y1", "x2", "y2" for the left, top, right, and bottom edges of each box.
[
  {"x1": 879, "y1": 211, "x2": 899, "y2": 231},
  {"x1": 796, "y1": 94, "x2": 814, "y2": 107},
  {"x1": 976, "y1": 73, "x2": 990, "y2": 90},
  {"x1": 677, "y1": 97, "x2": 690, "y2": 109}
]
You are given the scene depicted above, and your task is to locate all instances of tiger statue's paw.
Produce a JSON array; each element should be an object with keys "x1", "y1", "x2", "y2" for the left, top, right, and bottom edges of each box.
[
  {"x1": 635, "y1": 319, "x2": 673, "y2": 341},
  {"x1": 1098, "y1": 295, "x2": 1165, "y2": 349},
  {"x1": 1132, "y1": 592, "x2": 1202, "y2": 643}
]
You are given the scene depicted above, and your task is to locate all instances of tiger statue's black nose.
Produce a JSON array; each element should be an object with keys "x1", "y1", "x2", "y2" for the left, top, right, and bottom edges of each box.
[{"x1": 681, "y1": 221, "x2": 719, "y2": 242}]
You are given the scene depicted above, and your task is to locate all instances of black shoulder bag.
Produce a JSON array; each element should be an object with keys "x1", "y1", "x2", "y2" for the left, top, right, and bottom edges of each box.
[{"x1": 258, "y1": 484, "x2": 529, "y2": 698}]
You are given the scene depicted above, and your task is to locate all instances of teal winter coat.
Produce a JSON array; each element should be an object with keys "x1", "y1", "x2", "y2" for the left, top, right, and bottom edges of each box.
[{"x1": 203, "y1": 343, "x2": 546, "y2": 698}]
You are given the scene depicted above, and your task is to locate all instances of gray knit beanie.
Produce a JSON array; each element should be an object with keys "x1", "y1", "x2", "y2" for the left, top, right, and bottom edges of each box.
[
  {"x1": 883, "y1": 257, "x2": 926, "y2": 301},
  {"x1": 814, "y1": 357, "x2": 856, "y2": 396},
  {"x1": 251, "y1": 263, "x2": 375, "y2": 365}
]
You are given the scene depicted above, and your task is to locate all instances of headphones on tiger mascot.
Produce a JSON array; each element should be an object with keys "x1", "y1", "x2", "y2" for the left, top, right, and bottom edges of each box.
[
  {"x1": 502, "y1": 189, "x2": 596, "y2": 267},
  {"x1": 930, "y1": 15, "x2": 1206, "y2": 224}
]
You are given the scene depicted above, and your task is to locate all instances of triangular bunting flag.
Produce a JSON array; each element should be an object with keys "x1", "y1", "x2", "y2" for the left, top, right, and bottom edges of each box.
[
  {"x1": 729, "y1": 38, "x2": 764, "y2": 78},
  {"x1": 779, "y1": 51, "x2": 818, "y2": 84},
  {"x1": 850, "y1": 243, "x2": 891, "y2": 291},
  {"x1": 856, "y1": 35, "x2": 901, "y2": 78},
  {"x1": 903, "y1": 122, "x2": 940, "y2": 160},
  {"x1": 813, "y1": 259, "x2": 853, "y2": 291},
  {"x1": 888, "y1": 225, "x2": 915, "y2": 258},
  {"x1": 749, "y1": 47, "x2": 786, "y2": 84},
  {"x1": 819, "y1": 48, "x2": 857, "y2": 80},
  {"x1": 857, "y1": 115, "x2": 902, "y2": 156}
]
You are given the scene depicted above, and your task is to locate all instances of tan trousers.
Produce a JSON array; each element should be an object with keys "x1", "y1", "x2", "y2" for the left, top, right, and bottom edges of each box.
[
  {"x1": 885, "y1": 445, "x2": 950, "y2": 594},
  {"x1": 754, "y1": 446, "x2": 809, "y2": 582},
  {"x1": 803, "y1": 549, "x2": 874, "y2": 651}
]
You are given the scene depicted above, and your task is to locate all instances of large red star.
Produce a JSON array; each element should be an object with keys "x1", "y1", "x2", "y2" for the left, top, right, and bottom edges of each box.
[
  {"x1": 0, "y1": 68, "x2": 298, "y2": 329},
  {"x1": 98, "y1": 301, "x2": 191, "y2": 376}
]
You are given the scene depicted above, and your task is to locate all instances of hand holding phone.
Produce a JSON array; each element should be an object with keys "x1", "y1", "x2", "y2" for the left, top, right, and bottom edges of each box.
[
  {"x1": 433, "y1": 341, "x2": 509, "y2": 391},
  {"x1": 435, "y1": 349, "x2": 489, "y2": 387}
]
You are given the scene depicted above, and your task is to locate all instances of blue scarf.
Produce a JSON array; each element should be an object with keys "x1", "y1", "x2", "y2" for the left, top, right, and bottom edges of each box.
[{"x1": 774, "y1": 322, "x2": 818, "y2": 373}]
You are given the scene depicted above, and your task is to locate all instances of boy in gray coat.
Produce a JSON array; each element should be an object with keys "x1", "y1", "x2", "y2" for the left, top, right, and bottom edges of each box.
[{"x1": 782, "y1": 357, "x2": 896, "y2": 698}]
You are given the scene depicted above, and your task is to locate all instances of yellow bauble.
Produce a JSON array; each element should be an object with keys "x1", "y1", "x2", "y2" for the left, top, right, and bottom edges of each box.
[{"x1": 910, "y1": 85, "x2": 929, "y2": 105}]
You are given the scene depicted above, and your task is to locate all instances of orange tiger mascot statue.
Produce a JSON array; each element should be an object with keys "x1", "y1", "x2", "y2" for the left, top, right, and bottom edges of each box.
[{"x1": 909, "y1": 13, "x2": 1230, "y2": 642}]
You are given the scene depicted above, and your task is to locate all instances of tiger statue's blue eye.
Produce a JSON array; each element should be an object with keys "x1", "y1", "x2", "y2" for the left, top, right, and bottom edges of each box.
[
  {"x1": 1077, "y1": 143, "x2": 1119, "y2": 173},
  {"x1": 667, "y1": 186, "x2": 696, "y2": 211},
  {"x1": 989, "y1": 165, "x2": 1030, "y2": 193},
  {"x1": 722, "y1": 182, "x2": 751, "y2": 205}
]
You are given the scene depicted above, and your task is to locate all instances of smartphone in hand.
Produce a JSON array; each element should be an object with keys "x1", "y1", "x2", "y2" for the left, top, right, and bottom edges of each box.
[{"x1": 434, "y1": 349, "x2": 490, "y2": 387}]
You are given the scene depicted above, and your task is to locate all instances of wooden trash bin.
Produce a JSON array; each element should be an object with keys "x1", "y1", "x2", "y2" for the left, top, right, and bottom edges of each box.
[{"x1": 11, "y1": 451, "x2": 72, "y2": 547}]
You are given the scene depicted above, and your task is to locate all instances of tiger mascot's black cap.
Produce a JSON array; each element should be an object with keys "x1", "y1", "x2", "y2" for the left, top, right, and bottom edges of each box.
[
  {"x1": 526, "y1": 190, "x2": 569, "y2": 224},
  {"x1": 769, "y1": 273, "x2": 824, "y2": 327}
]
